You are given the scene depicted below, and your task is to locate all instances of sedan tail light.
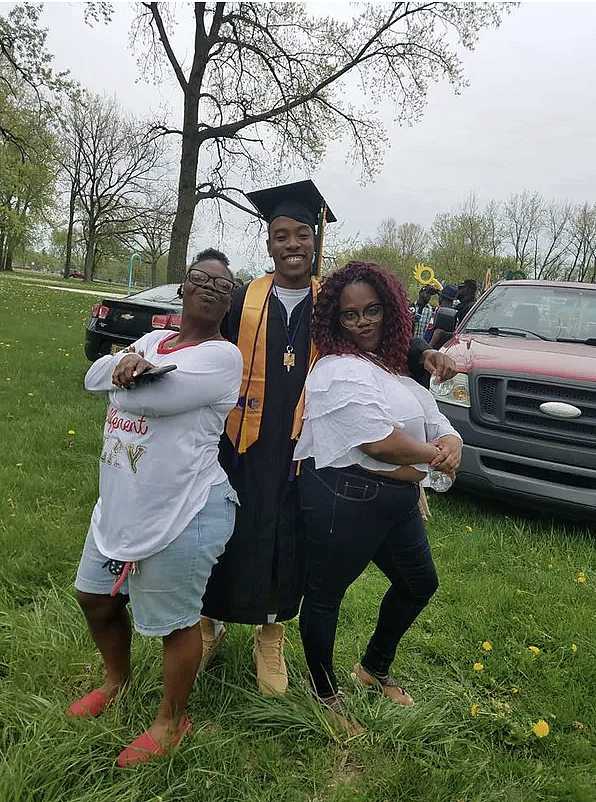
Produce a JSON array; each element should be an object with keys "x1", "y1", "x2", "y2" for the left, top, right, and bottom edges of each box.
[
  {"x1": 152, "y1": 314, "x2": 181, "y2": 330},
  {"x1": 91, "y1": 304, "x2": 110, "y2": 320},
  {"x1": 151, "y1": 314, "x2": 169, "y2": 329}
]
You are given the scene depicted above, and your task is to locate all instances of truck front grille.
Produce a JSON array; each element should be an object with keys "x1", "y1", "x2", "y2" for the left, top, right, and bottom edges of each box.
[{"x1": 474, "y1": 375, "x2": 596, "y2": 446}]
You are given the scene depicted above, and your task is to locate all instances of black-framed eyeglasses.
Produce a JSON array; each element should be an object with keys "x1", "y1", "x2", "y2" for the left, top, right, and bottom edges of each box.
[
  {"x1": 339, "y1": 303, "x2": 384, "y2": 329},
  {"x1": 186, "y1": 268, "x2": 234, "y2": 295}
]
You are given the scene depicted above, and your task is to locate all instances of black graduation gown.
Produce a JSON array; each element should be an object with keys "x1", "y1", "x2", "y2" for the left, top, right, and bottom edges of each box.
[
  {"x1": 201, "y1": 283, "x2": 313, "y2": 623},
  {"x1": 200, "y1": 279, "x2": 432, "y2": 624}
]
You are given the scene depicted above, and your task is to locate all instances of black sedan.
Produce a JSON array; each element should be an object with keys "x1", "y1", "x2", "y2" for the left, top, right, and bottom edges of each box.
[{"x1": 85, "y1": 284, "x2": 182, "y2": 361}]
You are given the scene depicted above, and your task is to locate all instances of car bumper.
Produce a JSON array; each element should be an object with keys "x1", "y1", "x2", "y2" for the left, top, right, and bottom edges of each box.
[
  {"x1": 438, "y1": 403, "x2": 596, "y2": 518},
  {"x1": 85, "y1": 320, "x2": 136, "y2": 361}
]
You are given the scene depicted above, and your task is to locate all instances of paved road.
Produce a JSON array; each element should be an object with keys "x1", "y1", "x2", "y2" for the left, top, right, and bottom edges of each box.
[{"x1": 21, "y1": 282, "x2": 126, "y2": 299}]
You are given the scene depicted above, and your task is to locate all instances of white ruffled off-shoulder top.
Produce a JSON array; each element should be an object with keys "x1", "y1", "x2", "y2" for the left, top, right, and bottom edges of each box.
[{"x1": 293, "y1": 354, "x2": 461, "y2": 474}]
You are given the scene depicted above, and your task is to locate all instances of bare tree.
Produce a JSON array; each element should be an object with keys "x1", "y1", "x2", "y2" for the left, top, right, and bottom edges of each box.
[
  {"x1": 376, "y1": 219, "x2": 428, "y2": 262},
  {"x1": 534, "y1": 201, "x2": 572, "y2": 280},
  {"x1": 123, "y1": 2, "x2": 512, "y2": 281},
  {"x1": 126, "y1": 192, "x2": 176, "y2": 286},
  {"x1": 502, "y1": 191, "x2": 545, "y2": 275},
  {"x1": 484, "y1": 199, "x2": 503, "y2": 258},
  {"x1": 66, "y1": 94, "x2": 165, "y2": 280},
  {"x1": 566, "y1": 203, "x2": 596, "y2": 283}
]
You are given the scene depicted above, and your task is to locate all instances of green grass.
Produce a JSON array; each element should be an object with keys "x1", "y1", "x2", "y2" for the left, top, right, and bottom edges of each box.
[{"x1": 1, "y1": 271, "x2": 595, "y2": 801}]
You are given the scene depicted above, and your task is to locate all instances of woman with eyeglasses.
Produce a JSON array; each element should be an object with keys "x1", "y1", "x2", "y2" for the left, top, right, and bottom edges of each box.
[
  {"x1": 294, "y1": 262, "x2": 462, "y2": 731},
  {"x1": 69, "y1": 249, "x2": 242, "y2": 766}
]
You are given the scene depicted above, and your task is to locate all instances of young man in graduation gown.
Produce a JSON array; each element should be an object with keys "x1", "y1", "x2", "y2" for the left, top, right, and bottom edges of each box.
[{"x1": 200, "y1": 181, "x2": 457, "y2": 695}]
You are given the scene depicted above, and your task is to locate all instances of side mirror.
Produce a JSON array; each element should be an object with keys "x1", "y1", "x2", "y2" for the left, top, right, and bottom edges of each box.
[{"x1": 434, "y1": 306, "x2": 457, "y2": 333}]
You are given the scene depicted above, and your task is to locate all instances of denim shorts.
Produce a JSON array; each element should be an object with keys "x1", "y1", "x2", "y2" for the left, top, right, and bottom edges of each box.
[{"x1": 75, "y1": 480, "x2": 239, "y2": 637}]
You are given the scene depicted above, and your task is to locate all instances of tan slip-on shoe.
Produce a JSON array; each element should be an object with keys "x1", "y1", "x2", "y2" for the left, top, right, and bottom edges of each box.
[
  {"x1": 253, "y1": 623, "x2": 288, "y2": 695},
  {"x1": 320, "y1": 693, "x2": 364, "y2": 736},
  {"x1": 418, "y1": 484, "x2": 432, "y2": 520},
  {"x1": 199, "y1": 616, "x2": 226, "y2": 671},
  {"x1": 351, "y1": 663, "x2": 414, "y2": 706}
]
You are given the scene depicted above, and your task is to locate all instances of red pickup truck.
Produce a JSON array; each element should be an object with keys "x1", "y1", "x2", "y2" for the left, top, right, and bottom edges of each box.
[{"x1": 430, "y1": 280, "x2": 596, "y2": 518}]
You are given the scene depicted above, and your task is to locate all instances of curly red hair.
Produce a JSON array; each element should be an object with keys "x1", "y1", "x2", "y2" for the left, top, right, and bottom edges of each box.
[{"x1": 312, "y1": 262, "x2": 413, "y2": 373}]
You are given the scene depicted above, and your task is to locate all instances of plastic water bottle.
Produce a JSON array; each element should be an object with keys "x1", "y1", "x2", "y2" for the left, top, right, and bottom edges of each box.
[{"x1": 427, "y1": 469, "x2": 453, "y2": 493}]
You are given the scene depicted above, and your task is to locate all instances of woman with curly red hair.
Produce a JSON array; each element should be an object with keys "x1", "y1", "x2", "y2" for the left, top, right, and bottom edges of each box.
[{"x1": 294, "y1": 262, "x2": 462, "y2": 731}]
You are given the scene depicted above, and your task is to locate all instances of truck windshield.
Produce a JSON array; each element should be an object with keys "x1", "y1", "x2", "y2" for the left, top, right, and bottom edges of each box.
[{"x1": 462, "y1": 285, "x2": 596, "y2": 343}]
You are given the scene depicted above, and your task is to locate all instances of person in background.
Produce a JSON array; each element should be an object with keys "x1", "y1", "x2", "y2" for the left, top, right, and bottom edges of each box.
[
  {"x1": 294, "y1": 262, "x2": 462, "y2": 731},
  {"x1": 427, "y1": 284, "x2": 458, "y2": 349},
  {"x1": 412, "y1": 285, "x2": 437, "y2": 339},
  {"x1": 456, "y1": 279, "x2": 478, "y2": 324},
  {"x1": 199, "y1": 180, "x2": 459, "y2": 697},
  {"x1": 69, "y1": 250, "x2": 242, "y2": 767}
]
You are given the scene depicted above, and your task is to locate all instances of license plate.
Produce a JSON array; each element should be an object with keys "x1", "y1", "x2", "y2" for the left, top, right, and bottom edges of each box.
[{"x1": 111, "y1": 344, "x2": 126, "y2": 354}]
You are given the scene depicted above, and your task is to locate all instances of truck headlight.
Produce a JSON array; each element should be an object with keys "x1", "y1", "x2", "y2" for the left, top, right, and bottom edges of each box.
[{"x1": 430, "y1": 373, "x2": 470, "y2": 407}]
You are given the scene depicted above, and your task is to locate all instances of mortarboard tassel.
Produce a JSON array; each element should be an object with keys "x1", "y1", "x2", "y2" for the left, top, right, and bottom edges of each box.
[{"x1": 312, "y1": 203, "x2": 328, "y2": 279}]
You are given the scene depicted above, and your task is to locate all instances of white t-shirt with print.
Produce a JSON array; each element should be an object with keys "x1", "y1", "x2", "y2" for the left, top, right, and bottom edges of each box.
[
  {"x1": 294, "y1": 354, "x2": 461, "y2": 474},
  {"x1": 84, "y1": 331, "x2": 243, "y2": 562}
]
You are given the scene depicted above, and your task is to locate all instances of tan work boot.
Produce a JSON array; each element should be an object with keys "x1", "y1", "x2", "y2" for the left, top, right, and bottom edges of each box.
[
  {"x1": 253, "y1": 623, "x2": 288, "y2": 695},
  {"x1": 199, "y1": 617, "x2": 226, "y2": 671},
  {"x1": 352, "y1": 663, "x2": 414, "y2": 706}
]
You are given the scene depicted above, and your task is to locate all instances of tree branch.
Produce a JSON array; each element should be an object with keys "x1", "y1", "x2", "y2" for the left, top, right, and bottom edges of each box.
[{"x1": 145, "y1": 2, "x2": 188, "y2": 91}]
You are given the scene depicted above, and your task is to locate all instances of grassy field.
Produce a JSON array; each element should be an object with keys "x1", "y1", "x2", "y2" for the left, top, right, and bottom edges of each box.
[{"x1": 1, "y1": 271, "x2": 595, "y2": 802}]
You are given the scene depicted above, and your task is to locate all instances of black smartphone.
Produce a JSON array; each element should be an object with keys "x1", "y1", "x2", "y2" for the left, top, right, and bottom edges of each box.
[{"x1": 134, "y1": 364, "x2": 177, "y2": 384}]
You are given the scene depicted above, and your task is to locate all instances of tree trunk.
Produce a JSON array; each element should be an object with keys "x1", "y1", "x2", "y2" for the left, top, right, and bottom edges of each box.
[
  {"x1": 84, "y1": 224, "x2": 96, "y2": 281},
  {"x1": 167, "y1": 90, "x2": 201, "y2": 284},
  {"x1": 63, "y1": 179, "x2": 77, "y2": 279},
  {"x1": 2, "y1": 241, "x2": 13, "y2": 271},
  {"x1": 151, "y1": 257, "x2": 158, "y2": 288}
]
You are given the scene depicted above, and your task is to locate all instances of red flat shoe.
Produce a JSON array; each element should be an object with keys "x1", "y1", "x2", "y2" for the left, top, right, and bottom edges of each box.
[
  {"x1": 116, "y1": 716, "x2": 192, "y2": 768},
  {"x1": 68, "y1": 689, "x2": 113, "y2": 719}
]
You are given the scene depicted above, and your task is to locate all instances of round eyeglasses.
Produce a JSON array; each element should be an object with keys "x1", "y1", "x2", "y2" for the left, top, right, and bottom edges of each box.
[
  {"x1": 186, "y1": 268, "x2": 234, "y2": 295},
  {"x1": 339, "y1": 303, "x2": 384, "y2": 329}
]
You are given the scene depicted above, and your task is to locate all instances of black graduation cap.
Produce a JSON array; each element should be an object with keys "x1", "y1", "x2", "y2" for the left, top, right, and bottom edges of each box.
[{"x1": 245, "y1": 180, "x2": 336, "y2": 277}]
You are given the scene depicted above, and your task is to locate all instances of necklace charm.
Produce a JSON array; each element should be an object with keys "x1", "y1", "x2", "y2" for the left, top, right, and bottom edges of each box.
[{"x1": 283, "y1": 347, "x2": 295, "y2": 372}]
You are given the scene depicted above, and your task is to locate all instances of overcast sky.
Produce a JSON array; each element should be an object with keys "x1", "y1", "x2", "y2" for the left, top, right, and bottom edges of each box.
[{"x1": 40, "y1": 1, "x2": 596, "y2": 272}]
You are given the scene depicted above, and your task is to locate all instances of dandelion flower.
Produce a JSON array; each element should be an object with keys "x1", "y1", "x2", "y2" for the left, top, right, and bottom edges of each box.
[
  {"x1": 576, "y1": 572, "x2": 586, "y2": 584},
  {"x1": 15, "y1": 462, "x2": 23, "y2": 467},
  {"x1": 547, "y1": 563, "x2": 554, "y2": 569},
  {"x1": 532, "y1": 719, "x2": 549, "y2": 738},
  {"x1": 27, "y1": 392, "x2": 34, "y2": 397},
  {"x1": 473, "y1": 663, "x2": 484, "y2": 672},
  {"x1": 68, "y1": 430, "x2": 75, "y2": 435},
  {"x1": 5, "y1": 377, "x2": 10, "y2": 381},
  {"x1": 466, "y1": 525, "x2": 473, "y2": 533},
  {"x1": 510, "y1": 687, "x2": 519, "y2": 694},
  {"x1": 571, "y1": 643, "x2": 578, "y2": 653},
  {"x1": 528, "y1": 645, "x2": 540, "y2": 655},
  {"x1": 470, "y1": 703, "x2": 479, "y2": 716},
  {"x1": 481, "y1": 641, "x2": 492, "y2": 651}
]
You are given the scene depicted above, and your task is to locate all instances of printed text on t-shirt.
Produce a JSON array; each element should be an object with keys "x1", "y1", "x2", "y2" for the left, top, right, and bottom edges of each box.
[{"x1": 106, "y1": 408, "x2": 149, "y2": 436}]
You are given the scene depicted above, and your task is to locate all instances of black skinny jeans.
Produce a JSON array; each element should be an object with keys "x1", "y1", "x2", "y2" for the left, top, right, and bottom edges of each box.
[{"x1": 299, "y1": 462, "x2": 438, "y2": 698}]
